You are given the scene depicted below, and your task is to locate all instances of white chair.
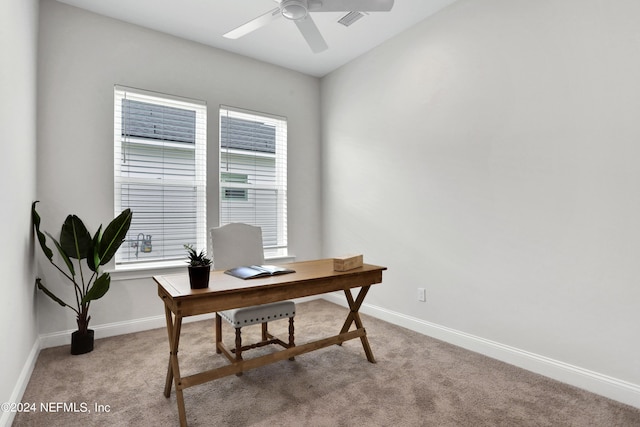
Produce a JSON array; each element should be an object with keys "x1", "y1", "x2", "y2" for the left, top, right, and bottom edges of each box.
[{"x1": 210, "y1": 223, "x2": 295, "y2": 374}]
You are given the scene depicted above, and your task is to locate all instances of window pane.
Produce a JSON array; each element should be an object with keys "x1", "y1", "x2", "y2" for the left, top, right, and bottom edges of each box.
[
  {"x1": 221, "y1": 115, "x2": 275, "y2": 153},
  {"x1": 122, "y1": 99, "x2": 196, "y2": 144},
  {"x1": 117, "y1": 183, "x2": 199, "y2": 262},
  {"x1": 219, "y1": 188, "x2": 279, "y2": 247},
  {"x1": 219, "y1": 107, "x2": 287, "y2": 256},
  {"x1": 115, "y1": 87, "x2": 207, "y2": 267}
]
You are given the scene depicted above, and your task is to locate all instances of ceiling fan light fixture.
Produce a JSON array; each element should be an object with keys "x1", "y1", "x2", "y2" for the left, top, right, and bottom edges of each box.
[
  {"x1": 281, "y1": 0, "x2": 308, "y2": 20},
  {"x1": 224, "y1": 0, "x2": 395, "y2": 54}
]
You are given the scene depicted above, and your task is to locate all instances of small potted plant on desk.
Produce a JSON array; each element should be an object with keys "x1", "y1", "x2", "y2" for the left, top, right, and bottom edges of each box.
[{"x1": 184, "y1": 244, "x2": 212, "y2": 289}]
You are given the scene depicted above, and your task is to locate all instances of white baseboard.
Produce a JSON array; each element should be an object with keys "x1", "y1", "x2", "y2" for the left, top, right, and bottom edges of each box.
[
  {"x1": 38, "y1": 313, "x2": 216, "y2": 349},
  {"x1": 4, "y1": 296, "x2": 319, "y2": 427},
  {"x1": 0, "y1": 340, "x2": 40, "y2": 427},
  {"x1": 14, "y1": 293, "x2": 635, "y2": 427},
  {"x1": 322, "y1": 293, "x2": 640, "y2": 409},
  {"x1": 38, "y1": 315, "x2": 163, "y2": 349},
  {"x1": 39, "y1": 296, "x2": 319, "y2": 349}
]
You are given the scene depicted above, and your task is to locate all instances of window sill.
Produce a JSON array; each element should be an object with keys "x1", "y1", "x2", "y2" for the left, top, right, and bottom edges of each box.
[
  {"x1": 265, "y1": 254, "x2": 296, "y2": 264},
  {"x1": 108, "y1": 255, "x2": 297, "y2": 281},
  {"x1": 107, "y1": 261, "x2": 188, "y2": 281}
]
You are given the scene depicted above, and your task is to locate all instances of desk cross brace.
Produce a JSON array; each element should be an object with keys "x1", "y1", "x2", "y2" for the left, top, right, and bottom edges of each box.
[
  {"x1": 340, "y1": 286, "x2": 375, "y2": 363},
  {"x1": 163, "y1": 285, "x2": 375, "y2": 427}
]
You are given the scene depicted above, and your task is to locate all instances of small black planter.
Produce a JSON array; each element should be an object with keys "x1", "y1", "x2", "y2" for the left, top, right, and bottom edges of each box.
[
  {"x1": 71, "y1": 329, "x2": 94, "y2": 355},
  {"x1": 188, "y1": 265, "x2": 211, "y2": 289}
]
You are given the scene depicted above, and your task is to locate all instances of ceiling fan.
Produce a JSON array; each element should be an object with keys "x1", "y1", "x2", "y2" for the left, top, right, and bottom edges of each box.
[{"x1": 223, "y1": 0, "x2": 395, "y2": 53}]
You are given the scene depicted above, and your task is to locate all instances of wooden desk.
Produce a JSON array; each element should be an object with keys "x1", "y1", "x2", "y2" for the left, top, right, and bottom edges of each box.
[{"x1": 155, "y1": 258, "x2": 386, "y2": 427}]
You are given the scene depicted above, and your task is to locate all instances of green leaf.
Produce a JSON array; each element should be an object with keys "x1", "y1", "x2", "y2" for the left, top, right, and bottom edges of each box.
[
  {"x1": 60, "y1": 215, "x2": 92, "y2": 260},
  {"x1": 95, "y1": 209, "x2": 132, "y2": 266},
  {"x1": 36, "y1": 278, "x2": 69, "y2": 308},
  {"x1": 32, "y1": 202, "x2": 54, "y2": 261},
  {"x1": 45, "y1": 232, "x2": 75, "y2": 277},
  {"x1": 87, "y1": 225, "x2": 102, "y2": 272},
  {"x1": 82, "y1": 273, "x2": 110, "y2": 304}
]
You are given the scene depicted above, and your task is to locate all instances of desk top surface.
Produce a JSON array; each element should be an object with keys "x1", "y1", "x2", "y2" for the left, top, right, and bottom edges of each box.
[{"x1": 154, "y1": 258, "x2": 386, "y2": 300}]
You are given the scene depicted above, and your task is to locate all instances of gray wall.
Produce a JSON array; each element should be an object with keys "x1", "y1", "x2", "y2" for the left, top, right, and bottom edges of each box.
[
  {"x1": 9, "y1": 0, "x2": 638, "y2": 411},
  {"x1": 36, "y1": 0, "x2": 322, "y2": 335},
  {"x1": 321, "y1": 0, "x2": 640, "y2": 400},
  {"x1": 0, "y1": 0, "x2": 39, "y2": 423}
]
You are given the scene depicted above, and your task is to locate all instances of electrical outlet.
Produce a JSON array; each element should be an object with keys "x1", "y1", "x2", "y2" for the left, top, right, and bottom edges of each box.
[{"x1": 418, "y1": 288, "x2": 426, "y2": 302}]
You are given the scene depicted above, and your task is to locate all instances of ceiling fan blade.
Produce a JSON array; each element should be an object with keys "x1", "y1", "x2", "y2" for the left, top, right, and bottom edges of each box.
[
  {"x1": 294, "y1": 15, "x2": 328, "y2": 53},
  {"x1": 308, "y1": 0, "x2": 394, "y2": 12},
  {"x1": 223, "y1": 7, "x2": 281, "y2": 39}
]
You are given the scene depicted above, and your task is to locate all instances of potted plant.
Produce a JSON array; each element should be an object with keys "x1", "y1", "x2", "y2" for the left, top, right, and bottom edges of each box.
[
  {"x1": 184, "y1": 244, "x2": 212, "y2": 289},
  {"x1": 32, "y1": 201, "x2": 132, "y2": 355}
]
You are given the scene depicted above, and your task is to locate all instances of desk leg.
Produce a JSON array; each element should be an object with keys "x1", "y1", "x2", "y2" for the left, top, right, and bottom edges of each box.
[
  {"x1": 340, "y1": 286, "x2": 376, "y2": 363},
  {"x1": 215, "y1": 313, "x2": 222, "y2": 354},
  {"x1": 163, "y1": 304, "x2": 188, "y2": 426}
]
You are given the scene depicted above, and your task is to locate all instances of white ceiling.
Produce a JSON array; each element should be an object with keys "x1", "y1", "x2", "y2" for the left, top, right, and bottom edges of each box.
[{"x1": 56, "y1": 0, "x2": 457, "y2": 77}]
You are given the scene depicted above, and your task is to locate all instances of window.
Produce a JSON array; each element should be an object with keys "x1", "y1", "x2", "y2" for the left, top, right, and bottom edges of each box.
[
  {"x1": 219, "y1": 106, "x2": 288, "y2": 258},
  {"x1": 221, "y1": 172, "x2": 248, "y2": 201},
  {"x1": 114, "y1": 86, "x2": 207, "y2": 267}
]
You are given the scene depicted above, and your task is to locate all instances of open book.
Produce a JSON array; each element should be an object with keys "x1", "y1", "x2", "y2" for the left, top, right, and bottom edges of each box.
[{"x1": 224, "y1": 265, "x2": 296, "y2": 280}]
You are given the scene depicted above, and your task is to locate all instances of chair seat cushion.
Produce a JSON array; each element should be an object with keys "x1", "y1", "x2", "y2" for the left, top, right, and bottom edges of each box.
[{"x1": 219, "y1": 301, "x2": 295, "y2": 328}]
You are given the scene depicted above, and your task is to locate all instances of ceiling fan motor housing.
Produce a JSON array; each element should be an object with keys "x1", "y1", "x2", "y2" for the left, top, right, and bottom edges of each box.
[{"x1": 281, "y1": 0, "x2": 308, "y2": 20}]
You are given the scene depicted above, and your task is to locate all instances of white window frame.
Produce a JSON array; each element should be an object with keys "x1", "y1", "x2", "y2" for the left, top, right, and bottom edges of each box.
[
  {"x1": 219, "y1": 106, "x2": 288, "y2": 258},
  {"x1": 114, "y1": 86, "x2": 207, "y2": 269}
]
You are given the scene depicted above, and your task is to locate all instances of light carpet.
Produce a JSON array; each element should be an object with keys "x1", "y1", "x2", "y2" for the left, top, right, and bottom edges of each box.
[{"x1": 13, "y1": 299, "x2": 640, "y2": 426}]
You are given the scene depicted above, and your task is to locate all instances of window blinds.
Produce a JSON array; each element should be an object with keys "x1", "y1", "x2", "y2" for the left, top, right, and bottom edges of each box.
[
  {"x1": 114, "y1": 86, "x2": 207, "y2": 266},
  {"x1": 219, "y1": 107, "x2": 288, "y2": 257}
]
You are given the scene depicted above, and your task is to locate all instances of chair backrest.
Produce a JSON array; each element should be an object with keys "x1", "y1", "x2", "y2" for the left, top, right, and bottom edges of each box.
[{"x1": 210, "y1": 223, "x2": 265, "y2": 270}]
